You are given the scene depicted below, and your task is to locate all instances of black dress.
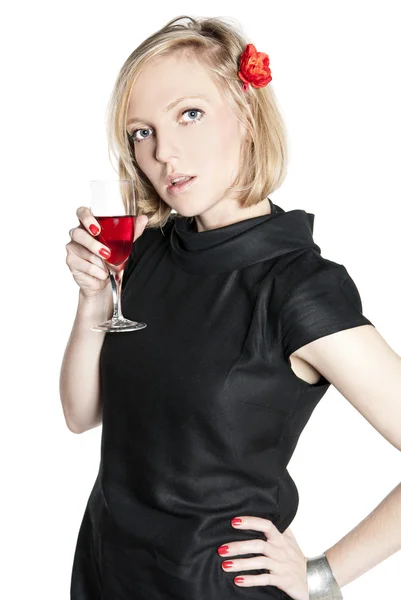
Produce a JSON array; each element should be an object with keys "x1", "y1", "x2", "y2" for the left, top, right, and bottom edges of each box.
[{"x1": 70, "y1": 198, "x2": 374, "y2": 599}]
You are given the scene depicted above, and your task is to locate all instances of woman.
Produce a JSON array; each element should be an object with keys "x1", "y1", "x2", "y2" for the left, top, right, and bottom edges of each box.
[{"x1": 61, "y1": 15, "x2": 401, "y2": 600}]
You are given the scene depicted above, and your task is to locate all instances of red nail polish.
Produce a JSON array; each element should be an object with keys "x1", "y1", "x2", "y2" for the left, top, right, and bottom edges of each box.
[
  {"x1": 234, "y1": 577, "x2": 244, "y2": 584},
  {"x1": 231, "y1": 518, "x2": 242, "y2": 526},
  {"x1": 89, "y1": 224, "x2": 99, "y2": 235},
  {"x1": 99, "y1": 248, "x2": 111, "y2": 258},
  {"x1": 218, "y1": 545, "x2": 230, "y2": 555},
  {"x1": 222, "y1": 561, "x2": 233, "y2": 569}
]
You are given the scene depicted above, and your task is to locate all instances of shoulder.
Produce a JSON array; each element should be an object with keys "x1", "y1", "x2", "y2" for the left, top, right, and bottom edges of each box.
[
  {"x1": 269, "y1": 249, "x2": 351, "y2": 310},
  {"x1": 278, "y1": 248, "x2": 367, "y2": 315},
  {"x1": 277, "y1": 250, "x2": 373, "y2": 359},
  {"x1": 282, "y1": 249, "x2": 348, "y2": 287}
]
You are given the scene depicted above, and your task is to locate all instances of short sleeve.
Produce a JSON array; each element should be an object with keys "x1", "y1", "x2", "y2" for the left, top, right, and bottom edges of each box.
[{"x1": 279, "y1": 265, "x2": 375, "y2": 359}]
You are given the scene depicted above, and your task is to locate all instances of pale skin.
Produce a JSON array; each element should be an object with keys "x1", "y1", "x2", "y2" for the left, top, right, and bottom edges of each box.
[{"x1": 124, "y1": 51, "x2": 401, "y2": 599}]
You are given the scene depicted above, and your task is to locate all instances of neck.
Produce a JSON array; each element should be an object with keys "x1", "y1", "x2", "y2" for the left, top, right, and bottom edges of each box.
[{"x1": 193, "y1": 197, "x2": 272, "y2": 232}]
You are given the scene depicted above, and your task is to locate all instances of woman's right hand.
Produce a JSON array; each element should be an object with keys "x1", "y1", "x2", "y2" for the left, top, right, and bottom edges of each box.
[{"x1": 66, "y1": 206, "x2": 149, "y2": 300}]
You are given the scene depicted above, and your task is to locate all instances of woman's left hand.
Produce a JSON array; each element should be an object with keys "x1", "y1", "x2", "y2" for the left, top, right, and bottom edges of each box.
[{"x1": 217, "y1": 516, "x2": 309, "y2": 600}]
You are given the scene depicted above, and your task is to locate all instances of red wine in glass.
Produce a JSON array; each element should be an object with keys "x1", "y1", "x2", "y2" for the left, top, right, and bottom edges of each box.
[
  {"x1": 89, "y1": 179, "x2": 146, "y2": 333},
  {"x1": 96, "y1": 215, "x2": 135, "y2": 267}
]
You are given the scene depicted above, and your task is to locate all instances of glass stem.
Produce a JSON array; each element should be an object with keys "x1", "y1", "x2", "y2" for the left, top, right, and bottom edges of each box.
[{"x1": 109, "y1": 268, "x2": 124, "y2": 321}]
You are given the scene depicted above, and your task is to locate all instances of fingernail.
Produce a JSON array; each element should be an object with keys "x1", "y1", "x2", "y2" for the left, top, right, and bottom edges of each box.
[
  {"x1": 99, "y1": 248, "x2": 111, "y2": 258},
  {"x1": 222, "y1": 561, "x2": 233, "y2": 569},
  {"x1": 89, "y1": 224, "x2": 100, "y2": 235},
  {"x1": 218, "y1": 545, "x2": 230, "y2": 555},
  {"x1": 234, "y1": 577, "x2": 245, "y2": 584},
  {"x1": 231, "y1": 518, "x2": 243, "y2": 526}
]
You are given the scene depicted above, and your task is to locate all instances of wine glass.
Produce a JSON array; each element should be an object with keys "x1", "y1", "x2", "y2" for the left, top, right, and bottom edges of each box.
[{"x1": 89, "y1": 179, "x2": 147, "y2": 333}]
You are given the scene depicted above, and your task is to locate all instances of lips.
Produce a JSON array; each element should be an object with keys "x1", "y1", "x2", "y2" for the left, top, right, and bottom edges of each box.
[
  {"x1": 167, "y1": 176, "x2": 196, "y2": 189},
  {"x1": 166, "y1": 175, "x2": 197, "y2": 194},
  {"x1": 165, "y1": 172, "x2": 195, "y2": 187},
  {"x1": 174, "y1": 176, "x2": 191, "y2": 184},
  {"x1": 169, "y1": 176, "x2": 193, "y2": 186}
]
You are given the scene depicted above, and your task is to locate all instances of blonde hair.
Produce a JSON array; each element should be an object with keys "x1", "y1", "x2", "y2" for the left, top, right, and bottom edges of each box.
[{"x1": 106, "y1": 15, "x2": 288, "y2": 229}]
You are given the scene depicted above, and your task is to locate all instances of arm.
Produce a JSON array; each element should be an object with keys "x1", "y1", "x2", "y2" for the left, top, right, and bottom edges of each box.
[
  {"x1": 59, "y1": 289, "x2": 113, "y2": 434},
  {"x1": 294, "y1": 323, "x2": 401, "y2": 588},
  {"x1": 323, "y1": 482, "x2": 401, "y2": 588}
]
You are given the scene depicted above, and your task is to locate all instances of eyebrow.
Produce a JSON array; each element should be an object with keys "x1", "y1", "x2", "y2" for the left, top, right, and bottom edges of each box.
[{"x1": 126, "y1": 95, "x2": 211, "y2": 126}]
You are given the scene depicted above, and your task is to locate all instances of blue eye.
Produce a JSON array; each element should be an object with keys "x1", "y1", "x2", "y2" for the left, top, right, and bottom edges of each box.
[
  {"x1": 128, "y1": 108, "x2": 205, "y2": 144},
  {"x1": 130, "y1": 128, "x2": 151, "y2": 143},
  {"x1": 182, "y1": 109, "x2": 204, "y2": 123}
]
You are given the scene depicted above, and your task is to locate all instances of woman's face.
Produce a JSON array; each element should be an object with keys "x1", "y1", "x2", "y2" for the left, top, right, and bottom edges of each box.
[{"x1": 126, "y1": 53, "x2": 249, "y2": 230}]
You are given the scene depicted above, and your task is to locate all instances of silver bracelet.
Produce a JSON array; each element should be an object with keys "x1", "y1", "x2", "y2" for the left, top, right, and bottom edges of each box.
[{"x1": 306, "y1": 553, "x2": 343, "y2": 599}]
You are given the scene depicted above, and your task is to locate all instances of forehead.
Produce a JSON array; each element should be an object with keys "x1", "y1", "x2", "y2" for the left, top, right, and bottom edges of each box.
[{"x1": 127, "y1": 53, "x2": 223, "y2": 119}]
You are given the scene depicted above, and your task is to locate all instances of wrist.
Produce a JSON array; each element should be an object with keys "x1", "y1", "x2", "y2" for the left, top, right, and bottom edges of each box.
[
  {"x1": 306, "y1": 553, "x2": 343, "y2": 599},
  {"x1": 77, "y1": 289, "x2": 113, "y2": 321}
]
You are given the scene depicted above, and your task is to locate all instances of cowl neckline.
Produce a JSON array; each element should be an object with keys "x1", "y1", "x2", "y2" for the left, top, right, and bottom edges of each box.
[{"x1": 169, "y1": 198, "x2": 321, "y2": 274}]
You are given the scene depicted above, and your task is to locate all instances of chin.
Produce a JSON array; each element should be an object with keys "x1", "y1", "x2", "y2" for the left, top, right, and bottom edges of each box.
[
  {"x1": 174, "y1": 206, "x2": 201, "y2": 218},
  {"x1": 173, "y1": 200, "x2": 219, "y2": 220}
]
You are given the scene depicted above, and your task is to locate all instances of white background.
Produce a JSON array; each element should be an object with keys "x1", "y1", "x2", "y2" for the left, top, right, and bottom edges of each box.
[{"x1": 2, "y1": 1, "x2": 400, "y2": 598}]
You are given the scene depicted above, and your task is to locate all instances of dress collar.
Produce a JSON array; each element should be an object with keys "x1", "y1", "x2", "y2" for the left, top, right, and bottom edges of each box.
[{"x1": 168, "y1": 198, "x2": 321, "y2": 274}]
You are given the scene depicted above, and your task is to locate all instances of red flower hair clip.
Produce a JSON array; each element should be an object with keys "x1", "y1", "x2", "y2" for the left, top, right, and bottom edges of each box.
[{"x1": 238, "y1": 43, "x2": 272, "y2": 92}]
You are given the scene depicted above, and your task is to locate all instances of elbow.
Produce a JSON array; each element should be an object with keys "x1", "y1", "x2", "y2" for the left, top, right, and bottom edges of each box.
[
  {"x1": 65, "y1": 414, "x2": 102, "y2": 434},
  {"x1": 62, "y1": 406, "x2": 86, "y2": 434},
  {"x1": 61, "y1": 400, "x2": 102, "y2": 434},
  {"x1": 60, "y1": 400, "x2": 88, "y2": 434},
  {"x1": 66, "y1": 419, "x2": 85, "y2": 434}
]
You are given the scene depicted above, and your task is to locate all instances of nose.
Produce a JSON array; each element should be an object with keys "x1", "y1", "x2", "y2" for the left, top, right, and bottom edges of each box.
[{"x1": 154, "y1": 129, "x2": 181, "y2": 164}]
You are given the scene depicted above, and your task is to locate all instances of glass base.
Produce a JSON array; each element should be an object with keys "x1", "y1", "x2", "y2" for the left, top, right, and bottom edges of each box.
[{"x1": 90, "y1": 317, "x2": 147, "y2": 332}]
